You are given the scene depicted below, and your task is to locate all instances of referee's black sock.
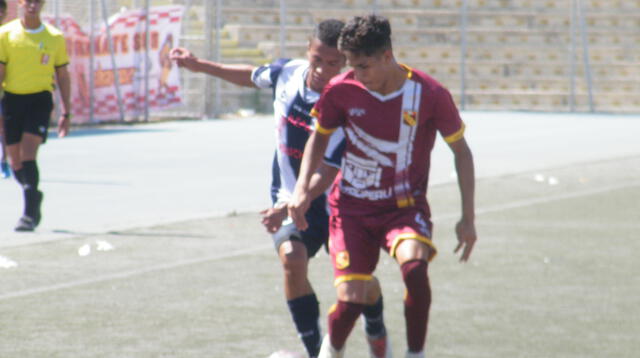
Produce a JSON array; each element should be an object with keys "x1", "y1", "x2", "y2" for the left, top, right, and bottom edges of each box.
[
  {"x1": 22, "y1": 160, "x2": 39, "y2": 191},
  {"x1": 13, "y1": 167, "x2": 25, "y2": 186},
  {"x1": 21, "y1": 160, "x2": 41, "y2": 219}
]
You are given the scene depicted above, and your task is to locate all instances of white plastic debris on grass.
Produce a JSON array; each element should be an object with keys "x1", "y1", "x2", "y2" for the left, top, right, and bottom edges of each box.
[
  {"x1": 78, "y1": 244, "x2": 91, "y2": 257},
  {"x1": 0, "y1": 255, "x2": 18, "y2": 269},
  {"x1": 78, "y1": 241, "x2": 115, "y2": 257},
  {"x1": 268, "y1": 350, "x2": 305, "y2": 358},
  {"x1": 96, "y1": 240, "x2": 115, "y2": 252},
  {"x1": 534, "y1": 174, "x2": 559, "y2": 186},
  {"x1": 534, "y1": 174, "x2": 546, "y2": 182}
]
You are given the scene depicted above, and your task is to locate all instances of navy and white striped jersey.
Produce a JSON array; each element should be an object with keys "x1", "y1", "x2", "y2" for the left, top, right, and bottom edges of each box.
[{"x1": 252, "y1": 58, "x2": 344, "y2": 206}]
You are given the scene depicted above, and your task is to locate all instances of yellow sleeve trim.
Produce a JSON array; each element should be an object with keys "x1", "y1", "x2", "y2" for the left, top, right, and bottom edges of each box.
[
  {"x1": 315, "y1": 121, "x2": 337, "y2": 135},
  {"x1": 400, "y1": 63, "x2": 413, "y2": 79},
  {"x1": 390, "y1": 233, "x2": 438, "y2": 262},
  {"x1": 310, "y1": 108, "x2": 319, "y2": 117},
  {"x1": 334, "y1": 274, "x2": 373, "y2": 287},
  {"x1": 443, "y1": 122, "x2": 466, "y2": 144}
]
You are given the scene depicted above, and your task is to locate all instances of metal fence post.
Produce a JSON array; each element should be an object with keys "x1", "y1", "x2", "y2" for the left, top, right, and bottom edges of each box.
[
  {"x1": 214, "y1": 0, "x2": 222, "y2": 118},
  {"x1": 279, "y1": 0, "x2": 286, "y2": 58},
  {"x1": 144, "y1": 0, "x2": 150, "y2": 122},
  {"x1": 569, "y1": 0, "x2": 577, "y2": 112},
  {"x1": 459, "y1": 0, "x2": 469, "y2": 110},
  {"x1": 100, "y1": 0, "x2": 125, "y2": 122},
  {"x1": 89, "y1": 0, "x2": 96, "y2": 123},
  {"x1": 577, "y1": 0, "x2": 595, "y2": 112}
]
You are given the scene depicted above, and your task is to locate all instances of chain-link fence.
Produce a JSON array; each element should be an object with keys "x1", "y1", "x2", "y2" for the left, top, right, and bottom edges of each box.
[{"x1": 23, "y1": 0, "x2": 640, "y2": 122}]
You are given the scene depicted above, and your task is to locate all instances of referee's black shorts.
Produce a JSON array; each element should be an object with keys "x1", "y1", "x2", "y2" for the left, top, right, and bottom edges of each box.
[{"x1": 2, "y1": 91, "x2": 54, "y2": 145}]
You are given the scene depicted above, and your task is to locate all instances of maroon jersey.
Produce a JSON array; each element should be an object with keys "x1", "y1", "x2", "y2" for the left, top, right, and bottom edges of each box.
[{"x1": 312, "y1": 65, "x2": 465, "y2": 217}]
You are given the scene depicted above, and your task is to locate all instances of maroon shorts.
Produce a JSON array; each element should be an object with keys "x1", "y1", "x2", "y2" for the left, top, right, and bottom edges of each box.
[{"x1": 329, "y1": 206, "x2": 437, "y2": 286}]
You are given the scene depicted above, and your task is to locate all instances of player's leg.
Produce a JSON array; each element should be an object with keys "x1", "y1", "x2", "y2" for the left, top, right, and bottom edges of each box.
[
  {"x1": 319, "y1": 214, "x2": 380, "y2": 358},
  {"x1": 273, "y1": 219, "x2": 323, "y2": 358},
  {"x1": 385, "y1": 209, "x2": 437, "y2": 358},
  {"x1": 361, "y1": 277, "x2": 392, "y2": 358},
  {"x1": 19, "y1": 132, "x2": 44, "y2": 221},
  {"x1": 13, "y1": 92, "x2": 51, "y2": 231}
]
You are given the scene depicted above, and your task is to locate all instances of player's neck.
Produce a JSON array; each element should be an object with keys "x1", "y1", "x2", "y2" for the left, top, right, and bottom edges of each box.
[
  {"x1": 21, "y1": 16, "x2": 42, "y2": 30},
  {"x1": 377, "y1": 63, "x2": 407, "y2": 95}
]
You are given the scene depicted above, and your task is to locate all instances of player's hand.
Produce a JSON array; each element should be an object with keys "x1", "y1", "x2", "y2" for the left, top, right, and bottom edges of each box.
[
  {"x1": 288, "y1": 192, "x2": 311, "y2": 231},
  {"x1": 454, "y1": 218, "x2": 477, "y2": 262},
  {"x1": 57, "y1": 115, "x2": 70, "y2": 138},
  {"x1": 169, "y1": 47, "x2": 197, "y2": 70},
  {"x1": 260, "y1": 205, "x2": 288, "y2": 234}
]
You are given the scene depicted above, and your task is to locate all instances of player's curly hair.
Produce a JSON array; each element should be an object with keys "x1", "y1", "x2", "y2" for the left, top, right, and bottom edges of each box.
[
  {"x1": 313, "y1": 19, "x2": 346, "y2": 48},
  {"x1": 0, "y1": 0, "x2": 6, "y2": 10},
  {"x1": 338, "y1": 14, "x2": 392, "y2": 56}
]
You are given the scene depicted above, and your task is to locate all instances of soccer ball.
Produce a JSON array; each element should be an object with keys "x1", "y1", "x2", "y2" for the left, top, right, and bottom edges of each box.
[{"x1": 267, "y1": 350, "x2": 306, "y2": 358}]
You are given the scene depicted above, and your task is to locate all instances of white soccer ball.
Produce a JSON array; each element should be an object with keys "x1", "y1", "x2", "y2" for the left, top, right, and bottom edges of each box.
[{"x1": 267, "y1": 350, "x2": 305, "y2": 358}]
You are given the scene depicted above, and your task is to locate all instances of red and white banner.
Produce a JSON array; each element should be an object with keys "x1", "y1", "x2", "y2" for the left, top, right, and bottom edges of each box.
[{"x1": 44, "y1": 5, "x2": 184, "y2": 123}]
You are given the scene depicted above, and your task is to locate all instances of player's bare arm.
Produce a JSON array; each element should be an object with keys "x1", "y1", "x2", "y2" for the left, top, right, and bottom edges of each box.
[
  {"x1": 55, "y1": 65, "x2": 72, "y2": 138},
  {"x1": 261, "y1": 163, "x2": 338, "y2": 233},
  {"x1": 289, "y1": 131, "x2": 332, "y2": 231},
  {"x1": 169, "y1": 47, "x2": 257, "y2": 88},
  {"x1": 448, "y1": 137, "x2": 477, "y2": 262}
]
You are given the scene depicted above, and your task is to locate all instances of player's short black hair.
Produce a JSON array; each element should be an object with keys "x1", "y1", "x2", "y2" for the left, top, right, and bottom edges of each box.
[
  {"x1": 339, "y1": 14, "x2": 392, "y2": 56},
  {"x1": 0, "y1": 0, "x2": 7, "y2": 10},
  {"x1": 312, "y1": 19, "x2": 345, "y2": 48}
]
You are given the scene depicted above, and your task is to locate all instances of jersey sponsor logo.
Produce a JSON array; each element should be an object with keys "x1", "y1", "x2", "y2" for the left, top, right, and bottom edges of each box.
[
  {"x1": 342, "y1": 152, "x2": 382, "y2": 189},
  {"x1": 348, "y1": 107, "x2": 366, "y2": 117},
  {"x1": 335, "y1": 250, "x2": 350, "y2": 270},
  {"x1": 340, "y1": 185, "x2": 393, "y2": 201}
]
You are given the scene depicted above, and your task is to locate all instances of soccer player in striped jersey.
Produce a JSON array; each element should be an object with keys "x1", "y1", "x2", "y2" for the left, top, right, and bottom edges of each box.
[
  {"x1": 290, "y1": 15, "x2": 478, "y2": 358},
  {"x1": 0, "y1": 0, "x2": 72, "y2": 231},
  {"x1": 170, "y1": 20, "x2": 390, "y2": 358}
]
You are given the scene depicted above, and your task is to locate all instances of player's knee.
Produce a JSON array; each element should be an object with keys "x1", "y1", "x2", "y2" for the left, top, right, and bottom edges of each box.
[
  {"x1": 365, "y1": 276, "x2": 382, "y2": 305},
  {"x1": 336, "y1": 280, "x2": 369, "y2": 304},
  {"x1": 395, "y1": 239, "x2": 433, "y2": 266},
  {"x1": 400, "y1": 260, "x2": 430, "y2": 295},
  {"x1": 279, "y1": 241, "x2": 309, "y2": 279}
]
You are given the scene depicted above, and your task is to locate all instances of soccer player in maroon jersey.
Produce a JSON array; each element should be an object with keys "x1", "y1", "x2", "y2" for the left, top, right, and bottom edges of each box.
[
  {"x1": 171, "y1": 20, "x2": 391, "y2": 358},
  {"x1": 289, "y1": 14, "x2": 477, "y2": 358}
]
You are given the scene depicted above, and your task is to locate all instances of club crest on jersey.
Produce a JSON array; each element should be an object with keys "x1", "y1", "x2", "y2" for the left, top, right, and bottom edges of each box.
[
  {"x1": 403, "y1": 110, "x2": 417, "y2": 126},
  {"x1": 348, "y1": 108, "x2": 366, "y2": 117},
  {"x1": 335, "y1": 251, "x2": 350, "y2": 270}
]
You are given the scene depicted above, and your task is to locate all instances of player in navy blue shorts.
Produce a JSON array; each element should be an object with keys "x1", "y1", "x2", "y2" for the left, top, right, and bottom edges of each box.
[{"x1": 170, "y1": 20, "x2": 390, "y2": 358}]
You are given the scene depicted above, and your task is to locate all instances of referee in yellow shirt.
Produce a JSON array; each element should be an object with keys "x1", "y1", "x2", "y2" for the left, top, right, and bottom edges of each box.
[{"x1": 0, "y1": 0, "x2": 71, "y2": 232}]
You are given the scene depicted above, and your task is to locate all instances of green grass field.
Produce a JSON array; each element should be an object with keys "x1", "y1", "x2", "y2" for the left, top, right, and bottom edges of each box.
[{"x1": 1, "y1": 156, "x2": 639, "y2": 357}]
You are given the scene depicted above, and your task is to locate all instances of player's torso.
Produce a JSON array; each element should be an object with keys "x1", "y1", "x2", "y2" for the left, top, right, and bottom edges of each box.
[
  {"x1": 334, "y1": 77, "x2": 437, "y2": 211},
  {"x1": 271, "y1": 61, "x2": 320, "y2": 203},
  {"x1": 1, "y1": 21, "x2": 61, "y2": 94}
]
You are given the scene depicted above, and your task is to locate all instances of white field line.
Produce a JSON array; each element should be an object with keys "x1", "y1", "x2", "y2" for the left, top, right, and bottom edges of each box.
[
  {"x1": 1, "y1": 180, "x2": 639, "y2": 302},
  {"x1": 432, "y1": 180, "x2": 640, "y2": 222},
  {"x1": 0, "y1": 245, "x2": 271, "y2": 301}
]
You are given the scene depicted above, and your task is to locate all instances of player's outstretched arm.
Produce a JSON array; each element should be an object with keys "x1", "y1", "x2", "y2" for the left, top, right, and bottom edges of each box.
[
  {"x1": 169, "y1": 47, "x2": 257, "y2": 88},
  {"x1": 448, "y1": 137, "x2": 477, "y2": 262},
  {"x1": 289, "y1": 131, "x2": 332, "y2": 231}
]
